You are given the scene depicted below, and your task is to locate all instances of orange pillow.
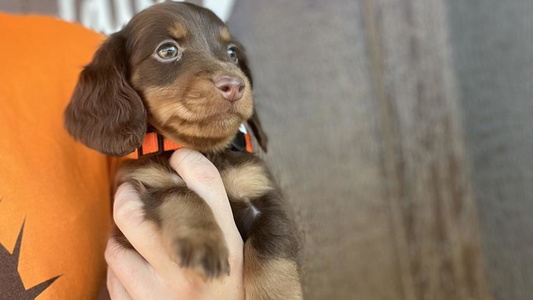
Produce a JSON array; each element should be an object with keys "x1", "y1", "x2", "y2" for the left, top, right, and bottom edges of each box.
[{"x1": 0, "y1": 14, "x2": 111, "y2": 298}]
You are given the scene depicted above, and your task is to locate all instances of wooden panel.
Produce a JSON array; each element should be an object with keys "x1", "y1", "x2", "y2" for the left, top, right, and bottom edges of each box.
[
  {"x1": 447, "y1": 1, "x2": 533, "y2": 299},
  {"x1": 363, "y1": 0, "x2": 493, "y2": 299}
]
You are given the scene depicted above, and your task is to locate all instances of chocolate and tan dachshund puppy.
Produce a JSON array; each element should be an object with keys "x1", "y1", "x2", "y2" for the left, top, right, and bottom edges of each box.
[{"x1": 64, "y1": 2, "x2": 301, "y2": 299}]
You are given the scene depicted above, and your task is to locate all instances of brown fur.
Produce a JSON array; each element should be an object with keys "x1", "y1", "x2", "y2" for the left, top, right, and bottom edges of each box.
[
  {"x1": 64, "y1": 33, "x2": 147, "y2": 156},
  {"x1": 244, "y1": 240, "x2": 302, "y2": 300},
  {"x1": 64, "y1": 2, "x2": 301, "y2": 298}
]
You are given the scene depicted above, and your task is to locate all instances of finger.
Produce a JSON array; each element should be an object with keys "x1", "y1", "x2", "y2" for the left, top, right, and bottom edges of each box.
[
  {"x1": 105, "y1": 236, "x2": 177, "y2": 298},
  {"x1": 112, "y1": 185, "x2": 183, "y2": 275},
  {"x1": 107, "y1": 268, "x2": 132, "y2": 300},
  {"x1": 169, "y1": 149, "x2": 243, "y2": 252}
]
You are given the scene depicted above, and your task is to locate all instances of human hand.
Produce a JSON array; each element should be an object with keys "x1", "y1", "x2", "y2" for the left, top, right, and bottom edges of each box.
[{"x1": 105, "y1": 149, "x2": 244, "y2": 299}]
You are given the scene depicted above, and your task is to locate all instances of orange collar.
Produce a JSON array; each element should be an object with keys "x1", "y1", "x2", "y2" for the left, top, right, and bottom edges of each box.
[{"x1": 131, "y1": 124, "x2": 253, "y2": 159}]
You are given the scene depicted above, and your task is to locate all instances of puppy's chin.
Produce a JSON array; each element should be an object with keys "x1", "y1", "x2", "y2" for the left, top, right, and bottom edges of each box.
[{"x1": 149, "y1": 107, "x2": 251, "y2": 153}]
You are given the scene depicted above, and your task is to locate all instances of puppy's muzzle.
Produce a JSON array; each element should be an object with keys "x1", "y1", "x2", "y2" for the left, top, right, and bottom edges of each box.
[{"x1": 215, "y1": 75, "x2": 245, "y2": 102}]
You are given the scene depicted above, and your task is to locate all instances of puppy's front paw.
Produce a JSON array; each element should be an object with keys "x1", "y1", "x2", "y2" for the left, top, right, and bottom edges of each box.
[
  {"x1": 157, "y1": 188, "x2": 230, "y2": 279},
  {"x1": 171, "y1": 230, "x2": 230, "y2": 279}
]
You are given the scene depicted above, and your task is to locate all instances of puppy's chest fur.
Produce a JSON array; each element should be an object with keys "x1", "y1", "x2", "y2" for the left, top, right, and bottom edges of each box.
[{"x1": 117, "y1": 151, "x2": 276, "y2": 240}]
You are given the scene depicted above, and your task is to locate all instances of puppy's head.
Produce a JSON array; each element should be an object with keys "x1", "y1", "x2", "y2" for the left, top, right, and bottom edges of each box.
[{"x1": 65, "y1": 2, "x2": 267, "y2": 156}]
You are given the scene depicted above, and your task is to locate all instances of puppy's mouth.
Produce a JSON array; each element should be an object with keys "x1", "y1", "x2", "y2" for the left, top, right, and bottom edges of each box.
[
  {"x1": 174, "y1": 92, "x2": 252, "y2": 122},
  {"x1": 143, "y1": 78, "x2": 253, "y2": 152},
  {"x1": 148, "y1": 105, "x2": 250, "y2": 152}
]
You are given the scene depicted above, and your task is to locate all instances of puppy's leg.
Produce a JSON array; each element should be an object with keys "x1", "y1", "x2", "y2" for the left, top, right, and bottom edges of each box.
[
  {"x1": 220, "y1": 160, "x2": 302, "y2": 299},
  {"x1": 230, "y1": 191, "x2": 302, "y2": 300},
  {"x1": 152, "y1": 186, "x2": 230, "y2": 279},
  {"x1": 238, "y1": 194, "x2": 302, "y2": 300},
  {"x1": 116, "y1": 160, "x2": 230, "y2": 279}
]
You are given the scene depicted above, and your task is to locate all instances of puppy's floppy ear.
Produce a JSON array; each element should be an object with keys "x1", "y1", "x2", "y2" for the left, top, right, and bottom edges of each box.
[
  {"x1": 248, "y1": 109, "x2": 269, "y2": 152},
  {"x1": 235, "y1": 42, "x2": 269, "y2": 152},
  {"x1": 64, "y1": 33, "x2": 147, "y2": 156},
  {"x1": 236, "y1": 44, "x2": 254, "y2": 87}
]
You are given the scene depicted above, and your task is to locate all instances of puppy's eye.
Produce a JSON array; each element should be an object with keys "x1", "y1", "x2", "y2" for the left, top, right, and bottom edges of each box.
[
  {"x1": 154, "y1": 40, "x2": 182, "y2": 62},
  {"x1": 158, "y1": 44, "x2": 178, "y2": 58},
  {"x1": 227, "y1": 46, "x2": 239, "y2": 63}
]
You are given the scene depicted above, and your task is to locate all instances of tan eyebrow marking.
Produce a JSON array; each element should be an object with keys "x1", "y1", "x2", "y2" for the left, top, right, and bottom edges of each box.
[
  {"x1": 220, "y1": 27, "x2": 231, "y2": 42},
  {"x1": 170, "y1": 22, "x2": 187, "y2": 39}
]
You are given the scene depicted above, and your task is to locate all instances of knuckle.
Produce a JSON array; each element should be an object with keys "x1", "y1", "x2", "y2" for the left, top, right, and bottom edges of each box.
[
  {"x1": 113, "y1": 199, "x2": 145, "y2": 229},
  {"x1": 104, "y1": 240, "x2": 123, "y2": 265}
]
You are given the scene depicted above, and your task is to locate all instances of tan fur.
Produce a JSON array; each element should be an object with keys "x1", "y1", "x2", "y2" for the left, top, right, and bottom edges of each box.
[
  {"x1": 143, "y1": 87, "x2": 196, "y2": 123},
  {"x1": 118, "y1": 162, "x2": 183, "y2": 189},
  {"x1": 220, "y1": 27, "x2": 231, "y2": 42},
  {"x1": 221, "y1": 163, "x2": 273, "y2": 199},
  {"x1": 159, "y1": 191, "x2": 230, "y2": 278},
  {"x1": 142, "y1": 78, "x2": 252, "y2": 152},
  {"x1": 130, "y1": 70, "x2": 142, "y2": 88},
  {"x1": 170, "y1": 22, "x2": 188, "y2": 39},
  {"x1": 142, "y1": 74, "x2": 253, "y2": 125},
  {"x1": 244, "y1": 241, "x2": 302, "y2": 300}
]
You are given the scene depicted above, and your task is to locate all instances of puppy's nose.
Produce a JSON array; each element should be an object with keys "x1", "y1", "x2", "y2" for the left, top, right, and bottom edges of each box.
[{"x1": 214, "y1": 76, "x2": 245, "y2": 102}]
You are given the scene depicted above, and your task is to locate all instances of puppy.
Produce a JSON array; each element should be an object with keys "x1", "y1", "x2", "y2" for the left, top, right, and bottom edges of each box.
[{"x1": 64, "y1": 2, "x2": 301, "y2": 299}]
